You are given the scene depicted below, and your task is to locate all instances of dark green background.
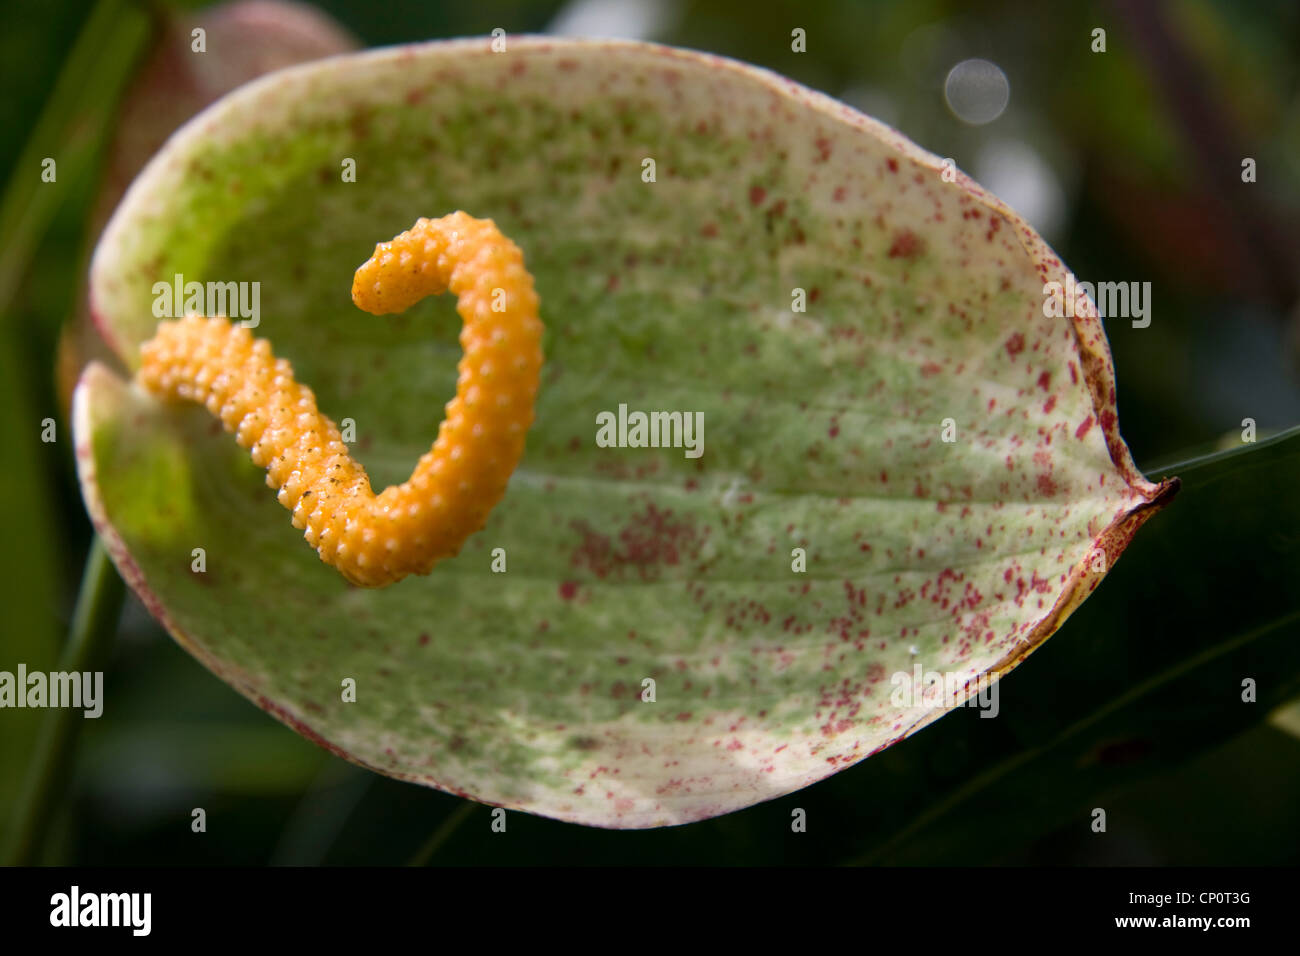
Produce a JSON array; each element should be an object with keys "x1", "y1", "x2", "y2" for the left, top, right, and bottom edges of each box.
[{"x1": 2, "y1": 0, "x2": 1297, "y2": 864}]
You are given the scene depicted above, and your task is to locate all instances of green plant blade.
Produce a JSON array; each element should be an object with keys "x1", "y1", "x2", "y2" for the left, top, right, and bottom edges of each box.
[
  {"x1": 74, "y1": 38, "x2": 1171, "y2": 827},
  {"x1": 0, "y1": 328, "x2": 63, "y2": 845}
]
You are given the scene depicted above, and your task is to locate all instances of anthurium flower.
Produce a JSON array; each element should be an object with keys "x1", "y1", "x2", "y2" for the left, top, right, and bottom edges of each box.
[{"x1": 74, "y1": 37, "x2": 1175, "y2": 828}]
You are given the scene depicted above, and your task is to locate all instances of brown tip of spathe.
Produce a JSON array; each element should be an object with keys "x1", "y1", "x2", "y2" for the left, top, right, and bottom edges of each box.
[{"x1": 1141, "y1": 475, "x2": 1181, "y2": 513}]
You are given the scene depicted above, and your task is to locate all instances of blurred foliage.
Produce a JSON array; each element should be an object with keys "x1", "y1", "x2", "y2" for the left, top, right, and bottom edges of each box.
[{"x1": 1, "y1": 0, "x2": 1298, "y2": 864}]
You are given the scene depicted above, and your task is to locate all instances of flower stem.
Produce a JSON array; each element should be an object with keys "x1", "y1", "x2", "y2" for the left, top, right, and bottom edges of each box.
[{"x1": 3, "y1": 536, "x2": 124, "y2": 865}]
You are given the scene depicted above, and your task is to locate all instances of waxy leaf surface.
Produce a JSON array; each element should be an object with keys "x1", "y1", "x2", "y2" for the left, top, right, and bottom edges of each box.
[{"x1": 75, "y1": 38, "x2": 1172, "y2": 827}]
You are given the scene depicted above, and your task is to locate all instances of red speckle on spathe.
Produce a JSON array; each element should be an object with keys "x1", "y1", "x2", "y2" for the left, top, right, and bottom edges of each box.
[
  {"x1": 920, "y1": 361, "x2": 941, "y2": 377},
  {"x1": 700, "y1": 222, "x2": 718, "y2": 238},
  {"x1": 888, "y1": 229, "x2": 924, "y2": 260},
  {"x1": 569, "y1": 504, "x2": 702, "y2": 582},
  {"x1": 832, "y1": 186, "x2": 847, "y2": 201},
  {"x1": 749, "y1": 185, "x2": 767, "y2": 206},
  {"x1": 1075, "y1": 416, "x2": 1095, "y2": 440},
  {"x1": 1036, "y1": 371, "x2": 1051, "y2": 391},
  {"x1": 1005, "y1": 333, "x2": 1026, "y2": 357},
  {"x1": 1043, "y1": 395, "x2": 1057, "y2": 414},
  {"x1": 886, "y1": 157, "x2": 899, "y2": 173},
  {"x1": 418, "y1": 633, "x2": 430, "y2": 646},
  {"x1": 559, "y1": 580, "x2": 578, "y2": 600}
]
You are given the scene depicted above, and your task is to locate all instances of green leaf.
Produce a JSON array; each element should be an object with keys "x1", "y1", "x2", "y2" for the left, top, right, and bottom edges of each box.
[
  {"x1": 0, "y1": 326, "x2": 63, "y2": 839},
  {"x1": 74, "y1": 38, "x2": 1171, "y2": 827},
  {"x1": 0, "y1": 0, "x2": 148, "y2": 849},
  {"x1": 0, "y1": 0, "x2": 149, "y2": 323}
]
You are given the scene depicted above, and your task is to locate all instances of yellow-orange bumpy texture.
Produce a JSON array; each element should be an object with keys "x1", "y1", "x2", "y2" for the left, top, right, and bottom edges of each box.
[{"x1": 137, "y1": 212, "x2": 544, "y2": 587}]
